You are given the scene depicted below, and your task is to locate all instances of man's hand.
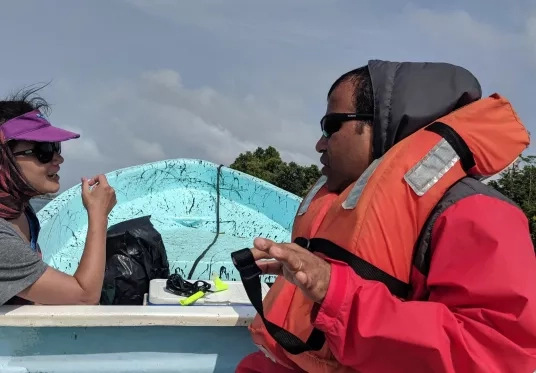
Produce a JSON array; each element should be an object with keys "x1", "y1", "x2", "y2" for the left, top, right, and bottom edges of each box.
[{"x1": 251, "y1": 237, "x2": 332, "y2": 303}]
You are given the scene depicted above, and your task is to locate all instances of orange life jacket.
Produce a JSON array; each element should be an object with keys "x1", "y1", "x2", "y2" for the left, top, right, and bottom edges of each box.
[{"x1": 232, "y1": 93, "x2": 530, "y2": 373}]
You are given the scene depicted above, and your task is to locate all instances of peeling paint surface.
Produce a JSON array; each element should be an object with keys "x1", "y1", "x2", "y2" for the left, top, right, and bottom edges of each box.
[{"x1": 37, "y1": 159, "x2": 302, "y2": 283}]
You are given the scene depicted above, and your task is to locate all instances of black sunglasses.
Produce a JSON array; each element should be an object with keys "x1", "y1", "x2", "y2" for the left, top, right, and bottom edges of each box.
[
  {"x1": 320, "y1": 113, "x2": 373, "y2": 138},
  {"x1": 12, "y1": 142, "x2": 61, "y2": 164}
]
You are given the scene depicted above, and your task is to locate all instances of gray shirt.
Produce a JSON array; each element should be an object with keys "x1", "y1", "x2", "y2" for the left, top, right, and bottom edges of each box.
[{"x1": 0, "y1": 218, "x2": 48, "y2": 305}]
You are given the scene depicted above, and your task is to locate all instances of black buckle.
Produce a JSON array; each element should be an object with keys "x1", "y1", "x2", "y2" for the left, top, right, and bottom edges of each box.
[
  {"x1": 294, "y1": 237, "x2": 311, "y2": 251},
  {"x1": 231, "y1": 248, "x2": 262, "y2": 280}
]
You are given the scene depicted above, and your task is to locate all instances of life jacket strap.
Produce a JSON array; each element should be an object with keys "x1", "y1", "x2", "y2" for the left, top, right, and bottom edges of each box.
[
  {"x1": 231, "y1": 247, "x2": 326, "y2": 355},
  {"x1": 231, "y1": 238, "x2": 411, "y2": 355},
  {"x1": 425, "y1": 121, "x2": 476, "y2": 172},
  {"x1": 307, "y1": 238, "x2": 410, "y2": 299}
]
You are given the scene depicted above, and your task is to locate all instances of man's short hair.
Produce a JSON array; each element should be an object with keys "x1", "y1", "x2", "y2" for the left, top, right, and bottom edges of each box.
[{"x1": 327, "y1": 66, "x2": 374, "y2": 124}]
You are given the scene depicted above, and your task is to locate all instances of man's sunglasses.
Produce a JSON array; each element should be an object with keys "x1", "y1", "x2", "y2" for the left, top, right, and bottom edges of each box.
[
  {"x1": 320, "y1": 113, "x2": 373, "y2": 138},
  {"x1": 12, "y1": 142, "x2": 61, "y2": 164}
]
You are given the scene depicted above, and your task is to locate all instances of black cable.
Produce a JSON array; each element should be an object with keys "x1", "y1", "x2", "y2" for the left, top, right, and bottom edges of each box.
[
  {"x1": 165, "y1": 270, "x2": 212, "y2": 296},
  {"x1": 187, "y1": 164, "x2": 223, "y2": 279}
]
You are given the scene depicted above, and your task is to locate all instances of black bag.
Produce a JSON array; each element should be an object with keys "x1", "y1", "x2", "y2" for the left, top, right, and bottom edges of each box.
[{"x1": 100, "y1": 215, "x2": 170, "y2": 305}]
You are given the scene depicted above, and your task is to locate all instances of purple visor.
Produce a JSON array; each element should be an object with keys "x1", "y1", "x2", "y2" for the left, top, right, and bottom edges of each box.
[{"x1": 1, "y1": 110, "x2": 80, "y2": 143}]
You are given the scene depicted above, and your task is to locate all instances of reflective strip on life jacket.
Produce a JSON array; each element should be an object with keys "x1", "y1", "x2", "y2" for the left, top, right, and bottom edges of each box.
[
  {"x1": 297, "y1": 175, "x2": 328, "y2": 216},
  {"x1": 405, "y1": 122, "x2": 475, "y2": 196},
  {"x1": 342, "y1": 158, "x2": 382, "y2": 210}
]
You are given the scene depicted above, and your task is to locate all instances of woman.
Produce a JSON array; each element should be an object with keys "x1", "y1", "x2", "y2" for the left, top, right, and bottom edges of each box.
[{"x1": 0, "y1": 88, "x2": 116, "y2": 305}]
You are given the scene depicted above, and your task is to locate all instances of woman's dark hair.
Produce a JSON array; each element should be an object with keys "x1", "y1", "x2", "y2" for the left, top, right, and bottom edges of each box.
[{"x1": 0, "y1": 84, "x2": 50, "y2": 126}]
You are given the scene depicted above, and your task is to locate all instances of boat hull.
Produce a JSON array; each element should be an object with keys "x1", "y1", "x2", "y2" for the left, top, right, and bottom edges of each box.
[
  {"x1": 0, "y1": 304, "x2": 261, "y2": 373},
  {"x1": 0, "y1": 325, "x2": 256, "y2": 373}
]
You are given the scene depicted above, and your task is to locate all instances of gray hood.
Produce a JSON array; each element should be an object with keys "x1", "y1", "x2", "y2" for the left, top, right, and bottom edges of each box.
[{"x1": 368, "y1": 60, "x2": 482, "y2": 159}]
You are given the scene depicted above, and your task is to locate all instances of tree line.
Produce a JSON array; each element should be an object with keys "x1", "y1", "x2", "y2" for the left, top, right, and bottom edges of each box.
[
  {"x1": 229, "y1": 146, "x2": 322, "y2": 198},
  {"x1": 487, "y1": 156, "x2": 536, "y2": 243}
]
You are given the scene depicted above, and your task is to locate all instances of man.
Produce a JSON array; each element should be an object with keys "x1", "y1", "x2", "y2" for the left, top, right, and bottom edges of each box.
[{"x1": 234, "y1": 60, "x2": 536, "y2": 372}]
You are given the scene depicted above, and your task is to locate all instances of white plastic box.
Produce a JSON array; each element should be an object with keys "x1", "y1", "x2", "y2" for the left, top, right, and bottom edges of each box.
[{"x1": 147, "y1": 279, "x2": 270, "y2": 306}]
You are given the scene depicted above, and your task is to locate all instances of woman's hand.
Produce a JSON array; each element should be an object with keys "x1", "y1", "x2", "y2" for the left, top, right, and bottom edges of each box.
[{"x1": 81, "y1": 174, "x2": 117, "y2": 218}]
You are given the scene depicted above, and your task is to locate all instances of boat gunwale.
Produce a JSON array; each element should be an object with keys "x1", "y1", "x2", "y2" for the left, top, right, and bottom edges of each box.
[
  {"x1": 0, "y1": 304, "x2": 257, "y2": 327},
  {"x1": 37, "y1": 158, "x2": 302, "y2": 226}
]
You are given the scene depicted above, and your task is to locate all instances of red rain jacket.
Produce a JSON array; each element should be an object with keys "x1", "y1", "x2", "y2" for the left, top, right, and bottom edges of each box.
[{"x1": 236, "y1": 194, "x2": 536, "y2": 372}]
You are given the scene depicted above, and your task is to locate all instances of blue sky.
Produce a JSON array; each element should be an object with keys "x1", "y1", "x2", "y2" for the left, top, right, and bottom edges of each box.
[{"x1": 1, "y1": 0, "x2": 535, "y2": 190}]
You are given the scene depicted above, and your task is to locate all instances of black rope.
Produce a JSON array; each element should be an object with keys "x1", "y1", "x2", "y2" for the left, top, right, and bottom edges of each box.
[{"x1": 187, "y1": 164, "x2": 224, "y2": 279}]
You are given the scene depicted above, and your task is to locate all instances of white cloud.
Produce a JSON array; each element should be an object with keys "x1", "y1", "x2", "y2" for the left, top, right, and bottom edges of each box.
[
  {"x1": 123, "y1": 0, "x2": 345, "y2": 46},
  {"x1": 62, "y1": 137, "x2": 106, "y2": 163},
  {"x1": 403, "y1": 6, "x2": 533, "y2": 63},
  {"x1": 127, "y1": 137, "x2": 167, "y2": 162},
  {"x1": 60, "y1": 125, "x2": 107, "y2": 164},
  {"x1": 122, "y1": 1, "x2": 535, "y2": 97},
  {"x1": 406, "y1": 8, "x2": 508, "y2": 48},
  {"x1": 39, "y1": 1, "x2": 534, "y2": 192},
  {"x1": 53, "y1": 68, "x2": 321, "y2": 190}
]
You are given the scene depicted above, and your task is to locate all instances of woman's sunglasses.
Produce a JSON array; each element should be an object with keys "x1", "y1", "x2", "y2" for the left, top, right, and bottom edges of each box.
[
  {"x1": 320, "y1": 113, "x2": 373, "y2": 138},
  {"x1": 12, "y1": 142, "x2": 61, "y2": 164}
]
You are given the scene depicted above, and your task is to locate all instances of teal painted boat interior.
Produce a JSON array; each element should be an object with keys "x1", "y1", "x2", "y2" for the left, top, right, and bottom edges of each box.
[
  {"x1": 36, "y1": 159, "x2": 302, "y2": 282},
  {"x1": 1, "y1": 160, "x2": 302, "y2": 372}
]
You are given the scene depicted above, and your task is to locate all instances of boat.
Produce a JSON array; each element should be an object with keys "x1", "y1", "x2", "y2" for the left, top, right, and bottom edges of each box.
[{"x1": 0, "y1": 159, "x2": 302, "y2": 373}]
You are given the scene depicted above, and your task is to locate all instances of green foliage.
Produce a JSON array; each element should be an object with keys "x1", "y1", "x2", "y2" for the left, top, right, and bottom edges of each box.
[
  {"x1": 229, "y1": 146, "x2": 321, "y2": 197},
  {"x1": 488, "y1": 155, "x2": 536, "y2": 244}
]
